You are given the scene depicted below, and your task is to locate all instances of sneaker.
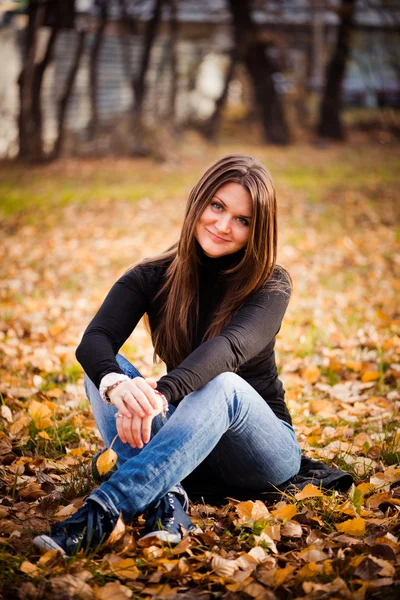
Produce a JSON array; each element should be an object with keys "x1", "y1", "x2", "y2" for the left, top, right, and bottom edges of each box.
[
  {"x1": 33, "y1": 499, "x2": 117, "y2": 557},
  {"x1": 139, "y1": 485, "x2": 195, "y2": 545}
]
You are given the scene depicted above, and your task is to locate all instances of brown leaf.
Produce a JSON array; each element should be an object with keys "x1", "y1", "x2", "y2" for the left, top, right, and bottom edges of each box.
[
  {"x1": 95, "y1": 581, "x2": 133, "y2": 599},
  {"x1": 51, "y1": 574, "x2": 94, "y2": 600},
  {"x1": 105, "y1": 513, "x2": 125, "y2": 546},
  {"x1": 0, "y1": 432, "x2": 12, "y2": 456},
  {"x1": 281, "y1": 520, "x2": 303, "y2": 538},
  {"x1": 19, "y1": 482, "x2": 46, "y2": 500}
]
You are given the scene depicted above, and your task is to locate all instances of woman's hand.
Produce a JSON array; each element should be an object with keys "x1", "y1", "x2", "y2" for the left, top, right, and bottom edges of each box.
[
  {"x1": 108, "y1": 377, "x2": 161, "y2": 418},
  {"x1": 115, "y1": 409, "x2": 159, "y2": 448},
  {"x1": 109, "y1": 377, "x2": 164, "y2": 448}
]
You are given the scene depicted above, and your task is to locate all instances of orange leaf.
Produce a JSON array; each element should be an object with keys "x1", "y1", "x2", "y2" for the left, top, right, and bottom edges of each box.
[
  {"x1": 302, "y1": 366, "x2": 320, "y2": 384},
  {"x1": 28, "y1": 400, "x2": 52, "y2": 429},
  {"x1": 336, "y1": 517, "x2": 366, "y2": 537},
  {"x1": 295, "y1": 484, "x2": 324, "y2": 500},
  {"x1": 20, "y1": 560, "x2": 38, "y2": 575},
  {"x1": 270, "y1": 504, "x2": 297, "y2": 522},
  {"x1": 361, "y1": 371, "x2": 380, "y2": 383}
]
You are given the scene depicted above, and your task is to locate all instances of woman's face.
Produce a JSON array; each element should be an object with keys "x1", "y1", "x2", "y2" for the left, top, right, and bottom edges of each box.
[{"x1": 195, "y1": 182, "x2": 253, "y2": 258}]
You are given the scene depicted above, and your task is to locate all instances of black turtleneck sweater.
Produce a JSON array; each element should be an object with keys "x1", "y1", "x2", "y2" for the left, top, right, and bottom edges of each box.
[{"x1": 76, "y1": 248, "x2": 293, "y2": 424}]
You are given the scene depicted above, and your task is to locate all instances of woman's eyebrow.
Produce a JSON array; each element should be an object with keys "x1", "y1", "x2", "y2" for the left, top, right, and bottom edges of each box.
[{"x1": 213, "y1": 194, "x2": 253, "y2": 220}]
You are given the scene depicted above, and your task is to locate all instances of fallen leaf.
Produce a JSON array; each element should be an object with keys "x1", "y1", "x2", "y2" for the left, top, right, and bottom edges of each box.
[
  {"x1": 336, "y1": 517, "x2": 366, "y2": 537},
  {"x1": 1, "y1": 405, "x2": 13, "y2": 423},
  {"x1": 302, "y1": 366, "x2": 321, "y2": 384},
  {"x1": 20, "y1": 560, "x2": 38, "y2": 575},
  {"x1": 110, "y1": 557, "x2": 140, "y2": 580},
  {"x1": 51, "y1": 574, "x2": 94, "y2": 600},
  {"x1": 28, "y1": 400, "x2": 52, "y2": 429},
  {"x1": 105, "y1": 513, "x2": 125, "y2": 546},
  {"x1": 96, "y1": 448, "x2": 118, "y2": 476},
  {"x1": 270, "y1": 503, "x2": 297, "y2": 522},
  {"x1": 295, "y1": 484, "x2": 323, "y2": 500},
  {"x1": 95, "y1": 581, "x2": 133, "y2": 599},
  {"x1": 281, "y1": 520, "x2": 303, "y2": 537},
  {"x1": 274, "y1": 565, "x2": 296, "y2": 587},
  {"x1": 361, "y1": 371, "x2": 380, "y2": 383}
]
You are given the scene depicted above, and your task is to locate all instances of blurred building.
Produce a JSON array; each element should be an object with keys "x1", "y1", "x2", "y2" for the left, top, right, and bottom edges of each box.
[{"x1": 0, "y1": 0, "x2": 399, "y2": 157}]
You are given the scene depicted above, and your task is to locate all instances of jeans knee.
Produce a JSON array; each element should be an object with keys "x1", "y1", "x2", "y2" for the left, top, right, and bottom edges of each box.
[{"x1": 211, "y1": 371, "x2": 243, "y2": 390}]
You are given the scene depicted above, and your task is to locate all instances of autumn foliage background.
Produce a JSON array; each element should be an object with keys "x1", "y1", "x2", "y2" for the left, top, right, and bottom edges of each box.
[{"x1": 0, "y1": 136, "x2": 399, "y2": 598}]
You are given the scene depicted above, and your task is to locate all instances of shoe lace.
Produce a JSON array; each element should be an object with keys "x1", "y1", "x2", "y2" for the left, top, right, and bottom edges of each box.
[
  {"x1": 145, "y1": 492, "x2": 176, "y2": 532},
  {"x1": 53, "y1": 501, "x2": 111, "y2": 550}
]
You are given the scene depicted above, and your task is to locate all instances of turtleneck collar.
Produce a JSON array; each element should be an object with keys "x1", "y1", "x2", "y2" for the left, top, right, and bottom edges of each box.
[{"x1": 195, "y1": 240, "x2": 245, "y2": 273}]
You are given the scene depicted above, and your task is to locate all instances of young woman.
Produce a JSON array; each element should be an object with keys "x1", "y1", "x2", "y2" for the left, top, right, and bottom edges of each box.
[{"x1": 34, "y1": 154, "x2": 301, "y2": 556}]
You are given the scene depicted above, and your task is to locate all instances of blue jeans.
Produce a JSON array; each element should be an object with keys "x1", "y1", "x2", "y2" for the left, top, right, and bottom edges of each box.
[{"x1": 86, "y1": 355, "x2": 301, "y2": 522}]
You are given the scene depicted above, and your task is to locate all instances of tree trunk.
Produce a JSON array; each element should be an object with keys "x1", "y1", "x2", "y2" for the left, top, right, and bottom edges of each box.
[
  {"x1": 52, "y1": 30, "x2": 86, "y2": 159},
  {"x1": 204, "y1": 48, "x2": 238, "y2": 141},
  {"x1": 318, "y1": 0, "x2": 356, "y2": 140},
  {"x1": 88, "y1": 3, "x2": 108, "y2": 139},
  {"x1": 167, "y1": 0, "x2": 178, "y2": 123},
  {"x1": 118, "y1": 0, "x2": 136, "y2": 82},
  {"x1": 227, "y1": 0, "x2": 290, "y2": 145},
  {"x1": 131, "y1": 0, "x2": 164, "y2": 154},
  {"x1": 18, "y1": 1, "x2": 47, "y2": 160}
]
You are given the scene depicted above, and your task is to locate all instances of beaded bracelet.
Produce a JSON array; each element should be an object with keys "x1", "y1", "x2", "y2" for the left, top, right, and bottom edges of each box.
[{"x1": 155, "y1": 390, "x2": 169, "y2": 418}]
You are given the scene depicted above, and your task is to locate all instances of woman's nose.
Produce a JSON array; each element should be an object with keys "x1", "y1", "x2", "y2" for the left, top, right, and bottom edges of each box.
[{"x1": 216, "y1": 215, "x2": 230, "y2": 233}]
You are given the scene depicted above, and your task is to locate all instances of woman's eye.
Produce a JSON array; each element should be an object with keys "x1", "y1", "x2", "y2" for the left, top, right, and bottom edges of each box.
[
  {"x1": 211, "y1": 202, "x2": 223, "y2": 211},
  {"x1": 237, "y1": 217, "x2": 249, "y2": 227}
]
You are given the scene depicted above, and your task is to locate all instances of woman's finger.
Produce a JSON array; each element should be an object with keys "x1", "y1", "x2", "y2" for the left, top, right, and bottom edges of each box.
[
  {"x1": 141, "y1": 414, "x2": 153, "y2": 444},
  {"x1": 116, "y1": 414, "x2": 127, "y2": 444},
  {"x1": 130, "y1": 413, "x2": 143, "y2": 448},
  {"x1": 135, "y1": 378, "x2": 162, "y2": 411},
  {"x1": 111, "y1": 396, "x2": 134, "y2": 419},
  {"x1": 130, "y1": 379, "x2": 157, "y2": 413},
  {"x1": 118, "y1": 391, "x2": 147, "y2": 418},
  {"x1": 121, "y1": 413, "x2": 138, "y2": 448}
]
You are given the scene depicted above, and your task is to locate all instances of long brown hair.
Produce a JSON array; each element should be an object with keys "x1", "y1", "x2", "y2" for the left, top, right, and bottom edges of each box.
[{"x1": 141, "y1": 154, "x2": 288, "y2": 367}]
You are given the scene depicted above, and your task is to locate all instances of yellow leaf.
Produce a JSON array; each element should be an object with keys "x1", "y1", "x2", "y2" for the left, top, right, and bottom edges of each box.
[
  {"x1": 69, "y1": 447, "x2": 84, "y2": 456},
  {"x1": 295, "y1": 561, "x2": 321, "y2": 582},
  {"x1": 38, "y1": 550, "x2": 59, "y2": 565},
  {"x1": 270, "y1": 504, "x2": 297, "y2": 522},
  {"x1": 336, "y1": 517, "x2": 366, "y2": 537},
  {"x1": 111, "y1": 558, "x2": 140, "y2": 580},
  {"x1": 274, "y1": 565, "x2": 296, "y2": 587},
  {"x1": 20, "y1": 560, "x2": 38, "y2": 575},
  {"x1": 295, "y1": 484, "x2": 323, "y2": 500},
  {"x1": 361, "y1": 371, "x2": 380, "y2": 383},
  {"x1": 96, "y1": 447, "x2": 118, "y2": 475},
  {"x1": 38, "y1": 431, "x2": 50, "y2": 440},
  {"x1": 28, "y1": 400, "x2": 52, "y2": 429},
  {"x1": 346, "y1": 360, "x2": 363, "y2": 372},
  {"x1": 302, "y1": 366, "x2": 320, "y2": 384}
]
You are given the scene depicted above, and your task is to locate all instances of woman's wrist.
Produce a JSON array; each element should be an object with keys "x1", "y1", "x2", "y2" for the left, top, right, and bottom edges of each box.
[
  {"x1": 99, "y1": 373, "x2": 130, "y2": 404},
  {"x1": 155, "y1": 390, "x2": 169, "y2": 418}
]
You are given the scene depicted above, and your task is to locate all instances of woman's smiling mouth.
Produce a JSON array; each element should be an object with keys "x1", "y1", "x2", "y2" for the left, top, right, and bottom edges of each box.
[{"x1": 206, "y1": 229, "x2": 230, "y2": 243}]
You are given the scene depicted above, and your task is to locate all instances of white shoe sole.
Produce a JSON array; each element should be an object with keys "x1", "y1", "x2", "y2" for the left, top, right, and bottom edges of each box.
[
  {"x1": 138, "y1": 530, "x2": 182, "y2": 545},
  {"x1": 33, "y1": 534, "x2": 66, "y2": 556}
]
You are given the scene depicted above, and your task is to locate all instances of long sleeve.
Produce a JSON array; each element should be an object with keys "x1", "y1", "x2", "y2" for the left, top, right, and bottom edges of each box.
[
  {"x1": 156, "y1": 274, "x2": 291, "y2": 403},
  {"x1": 75, "y1": 266, "x2": 151, "y2": 388}
]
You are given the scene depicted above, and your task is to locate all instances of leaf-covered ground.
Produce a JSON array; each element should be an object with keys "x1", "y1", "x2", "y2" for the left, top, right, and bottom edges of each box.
[{"x1": 0, "y1": 139, "x2": 399, "y2": 599}]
